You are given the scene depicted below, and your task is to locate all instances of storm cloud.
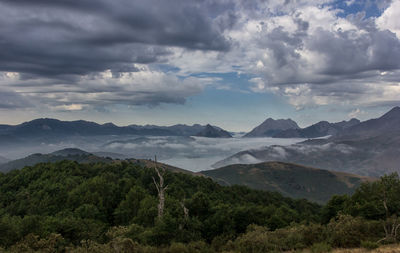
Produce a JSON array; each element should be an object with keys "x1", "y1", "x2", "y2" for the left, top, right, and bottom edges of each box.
[
  {"x1": 0, "y1": 0, "x2": 231, "y2": 77},
  {"x1": 0, "y1": 0, "x2": 399, "y2": 112}
]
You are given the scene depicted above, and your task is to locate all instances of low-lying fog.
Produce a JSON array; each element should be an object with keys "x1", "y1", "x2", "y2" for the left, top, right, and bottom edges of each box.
[{"x1": 0, "y1": 135, "x2": 306, "y2": 172}]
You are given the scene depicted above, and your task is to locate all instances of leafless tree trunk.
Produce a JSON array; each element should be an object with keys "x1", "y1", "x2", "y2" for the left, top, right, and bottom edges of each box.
[
  {"x1": 152, "y1": 156, "x2": 168, "y2": 219},
  {"x1": 179, "y1": 200, "x2": 189, "y2": 230},
  {"x1": 180, "y1": 200, "x2": 189, "y2": 220},
  {"x1": 378, "y1": 217, "x2": 400, "y2": 243}
]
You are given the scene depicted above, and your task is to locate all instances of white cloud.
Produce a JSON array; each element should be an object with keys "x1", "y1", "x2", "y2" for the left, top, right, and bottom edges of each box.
[
  {"x1": 376, "y1": 0, "x2": 400, "y2": 39},
  {"x1": 167, "y1": 1, "x2": 400, "y2": 109},
  {"x1": 348, "y1": 108, "x2": 362, "y2": 118},
  {"x1": 0, "y1": 66, "x2": 210, "y2": 110}
]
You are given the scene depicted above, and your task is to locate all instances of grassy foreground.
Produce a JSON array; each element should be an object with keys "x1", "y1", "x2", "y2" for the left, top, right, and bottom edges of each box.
[{"x1": 332, "y1": 244, "x2": 400, "y2": 253}]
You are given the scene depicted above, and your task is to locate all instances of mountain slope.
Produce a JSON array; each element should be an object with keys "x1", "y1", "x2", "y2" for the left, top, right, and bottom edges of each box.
[
  {"x1": 195, "y1": 124, "x2": 232, "y2": 138},
  {"x1": 274, "y1": 119, "x2": 360, "y2": 138},
  {"x1": 0, "y1": 148, "x2": 198, "y2": 175},
  {"x1": 128, "y1": 123, "x2": 207, "y2": 136},
  {"x1": 333, "y1": 106, "x2": 400, "y2": 140},
  {"x1": 244, "y1": 118, "x2": 300, "y2": 137},
  {"x1": 0, "y1": 149, "x2": 113, "y2": 173},
  {"x1": 214, "y1": 107, "x2": 400, "y2": 177},
  {"x1": 51, "y1": 148, "x2": 91, "y2": 156},
  {"x1": 203, "y1": 161, "x2": 374, "y2": 203},
  {"x1": 0, "y1": 155, "x2": 9, "y2": 165}
]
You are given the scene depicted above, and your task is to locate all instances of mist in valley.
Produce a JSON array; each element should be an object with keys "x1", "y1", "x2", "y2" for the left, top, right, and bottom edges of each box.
[{"x1": 0, "y1": 135, "x2": 305, "y2": 171}]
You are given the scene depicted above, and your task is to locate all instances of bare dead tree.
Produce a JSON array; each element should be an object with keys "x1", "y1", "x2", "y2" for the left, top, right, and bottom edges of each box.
[
  {"x1": 179, "y1": 199, "x2": 189, "y2": 230},
  {"x1": 180, "y1": 200, "x2": 189, "y2": 220},
  {"x1": 152, "y1": 155, "x2": 168, "y2": 219},
  {"x1": 378, "y1": 216, "x2": 400, "y2": 243}
]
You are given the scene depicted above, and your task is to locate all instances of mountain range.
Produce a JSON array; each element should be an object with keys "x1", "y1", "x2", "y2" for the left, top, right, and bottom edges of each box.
[
  {"x1": 0, "y1": 118, "x2": 231, "y2": 140},
  {"x1": 202, "y1": 161, "x2": 373, "y2": 204},
  {"x1": 274, "y1": 118, "x2": 360, "y2": 138},
  {"x1": 214, "y1": 107, "x2": 400, "y2": 177},
  {"x1": 244, "y1": 117, "x2": 360, "y2": 138}
]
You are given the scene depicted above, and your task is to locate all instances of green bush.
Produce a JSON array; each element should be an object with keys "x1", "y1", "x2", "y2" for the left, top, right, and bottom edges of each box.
[
  {"x1": 234, "y1": 225, "x2": 275, "y2": 253},
  {"x1": 310, "y1": 242, "x2": 331, "y2": 253},
  {"x1": 169, "y1": 242, "x2": 189, "y2": 253},
  {"x1": 360, "y1": 240, "x2": 379, "y2": 250},
  {"x1": 327, "y1": 214, "x2": 382, "y2": 248}
]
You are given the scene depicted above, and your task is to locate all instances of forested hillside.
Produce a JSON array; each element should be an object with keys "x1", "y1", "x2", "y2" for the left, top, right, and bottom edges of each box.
[
  {"x1": 203, "y1": 161, "x2": 373, "y2": 203},
  {"x1": 0, "y1": 161, "x2": 399, "y2": 252}
]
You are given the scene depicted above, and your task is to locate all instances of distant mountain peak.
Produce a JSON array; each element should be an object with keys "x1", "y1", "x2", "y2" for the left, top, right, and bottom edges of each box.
[
  {"x1": 51, "y1": 148, "x2": 91, "y2": 156},
  {"x1": 244, "y1": 118, "x2": 299, "y2": 137},
  {"x1": 272, "y1": 118, "x2": 361, "y2": 138},
  {"x1": 195, "y1": 124, "x2": 232, "y2": 138},
  {"x1": 103, "y1": 122, "x2": 117, "y2": 127},
  {"x1": 381, "y1": 106, "x2": 400, "y2": 120}
]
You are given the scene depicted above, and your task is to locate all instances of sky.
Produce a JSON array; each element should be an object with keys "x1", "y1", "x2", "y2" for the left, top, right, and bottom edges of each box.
[{"x1": 0, "y1": 0, "x2": 399, "y2": 131}]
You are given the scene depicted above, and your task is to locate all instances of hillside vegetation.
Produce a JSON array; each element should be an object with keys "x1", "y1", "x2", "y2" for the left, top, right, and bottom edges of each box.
[
  {"x1": 203, "y1": 162, "x2": 374, "y2": 203},
  {"x1": 0, "y1": 161, "x2": 399, "y2": 252}
]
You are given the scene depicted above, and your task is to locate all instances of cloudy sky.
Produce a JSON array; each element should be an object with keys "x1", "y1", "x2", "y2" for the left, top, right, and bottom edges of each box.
[{"x1": 0, "y1": 0, "x2": 399, "y2": 131}]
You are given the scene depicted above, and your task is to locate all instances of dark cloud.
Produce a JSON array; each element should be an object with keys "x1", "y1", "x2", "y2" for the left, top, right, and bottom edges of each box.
[
  {"x1": 310, "y1": 28, "x2": 400, "y2": 76},
  {"x1": 0, "y1": 90, "x2": 33, "y2": 109},
  {"x1": 0, "y1": 0, "x2": 232, "y2": 78}
]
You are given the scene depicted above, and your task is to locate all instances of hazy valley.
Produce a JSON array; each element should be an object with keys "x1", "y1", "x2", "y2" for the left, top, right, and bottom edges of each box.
[{"x1": 1, "y1": 107, "x2": 400, "y2": 203}]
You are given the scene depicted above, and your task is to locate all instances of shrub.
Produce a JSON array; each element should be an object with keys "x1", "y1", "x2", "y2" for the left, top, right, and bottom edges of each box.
[
  {"x1": 310, "y1": 242, "x2": 331, "y2": 253},
  {"x1": 360, "y1": 240, "x2": 379, "y2": 250},
  {"x1": 327, "y1": 214, "x2": 382, "y2": 248},
  {"x1": 169, "y1": 242, "x2": 189, "y2": 253},
  {"x1": 187, "y1": 241, "x2": 214, "y2": 253}
]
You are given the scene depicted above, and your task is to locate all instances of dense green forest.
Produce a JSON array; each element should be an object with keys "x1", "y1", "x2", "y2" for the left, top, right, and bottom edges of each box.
[{"x1": 0, "y1": 160, "x2": 399, "y2": 252}]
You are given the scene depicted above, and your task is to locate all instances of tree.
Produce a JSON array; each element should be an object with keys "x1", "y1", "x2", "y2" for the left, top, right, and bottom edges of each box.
[
  {"x1": 321, "y1": 195, "x2": 350, "y2": 223},
  {"x1": 152, "y1": 156, "x2": 168, "y2": 219},
  {"x1": 350, "y1": 173, "x2": 400, "y2": 243},
  {"x1": 377, "y1": 173, "x2": 400, "y2": 243}
]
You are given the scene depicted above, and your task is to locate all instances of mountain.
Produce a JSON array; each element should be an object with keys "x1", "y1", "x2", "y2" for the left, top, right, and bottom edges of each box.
[
  {"x1": 92, "y1": 151, "x2": 129, "y2": 159},
  {"x1": 0, "y1": 148, "x2": 113, "y2": 173},
  {"x1": 195, "y1": 124, "x2": 232, "y2": 138},
  {"x1": 51, "y1": 148, "x2": 91, "y2": 156},
  {"x1": 0, "y1": 148, "x2": 198, "y2": 175},
  {"x1": 333, "y1": 106, "x2": 400, "y2": 140},
  {"x1": 129, "y1": 124, "x2": 207, "y2": 136},
  {"x1": 244, "y1": 118, "x2": 300, "y2": 137},
  {"x1": 274, "y1": 118, "x2": 360, "y2": 138},
  {"x1": 214, "y1": 107, "x2": 400, "y2": 177},
  {"x1": 203, "y1": 161, "x2": 373, "y2": 203},
  {"x1": 333, "y1": 118, "x2": 361, "y2": 129},
  {"x1": 0, "y1": 118, "x2": 232, "y2": 139},
  {"x1": 0, "y1": 118, "x2": 175, "y2": 137},
  {"x1": 0, "y1": 155, "x2": 9, "y2": 165}
]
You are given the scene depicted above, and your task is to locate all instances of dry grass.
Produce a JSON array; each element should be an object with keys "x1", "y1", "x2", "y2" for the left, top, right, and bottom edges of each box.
[
  {"x1": 290, "y1": 244, "x2": 400, "y2": 253},
  {"x1": 331, "y1": 244, "x2": 400, "y2": 253}
]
